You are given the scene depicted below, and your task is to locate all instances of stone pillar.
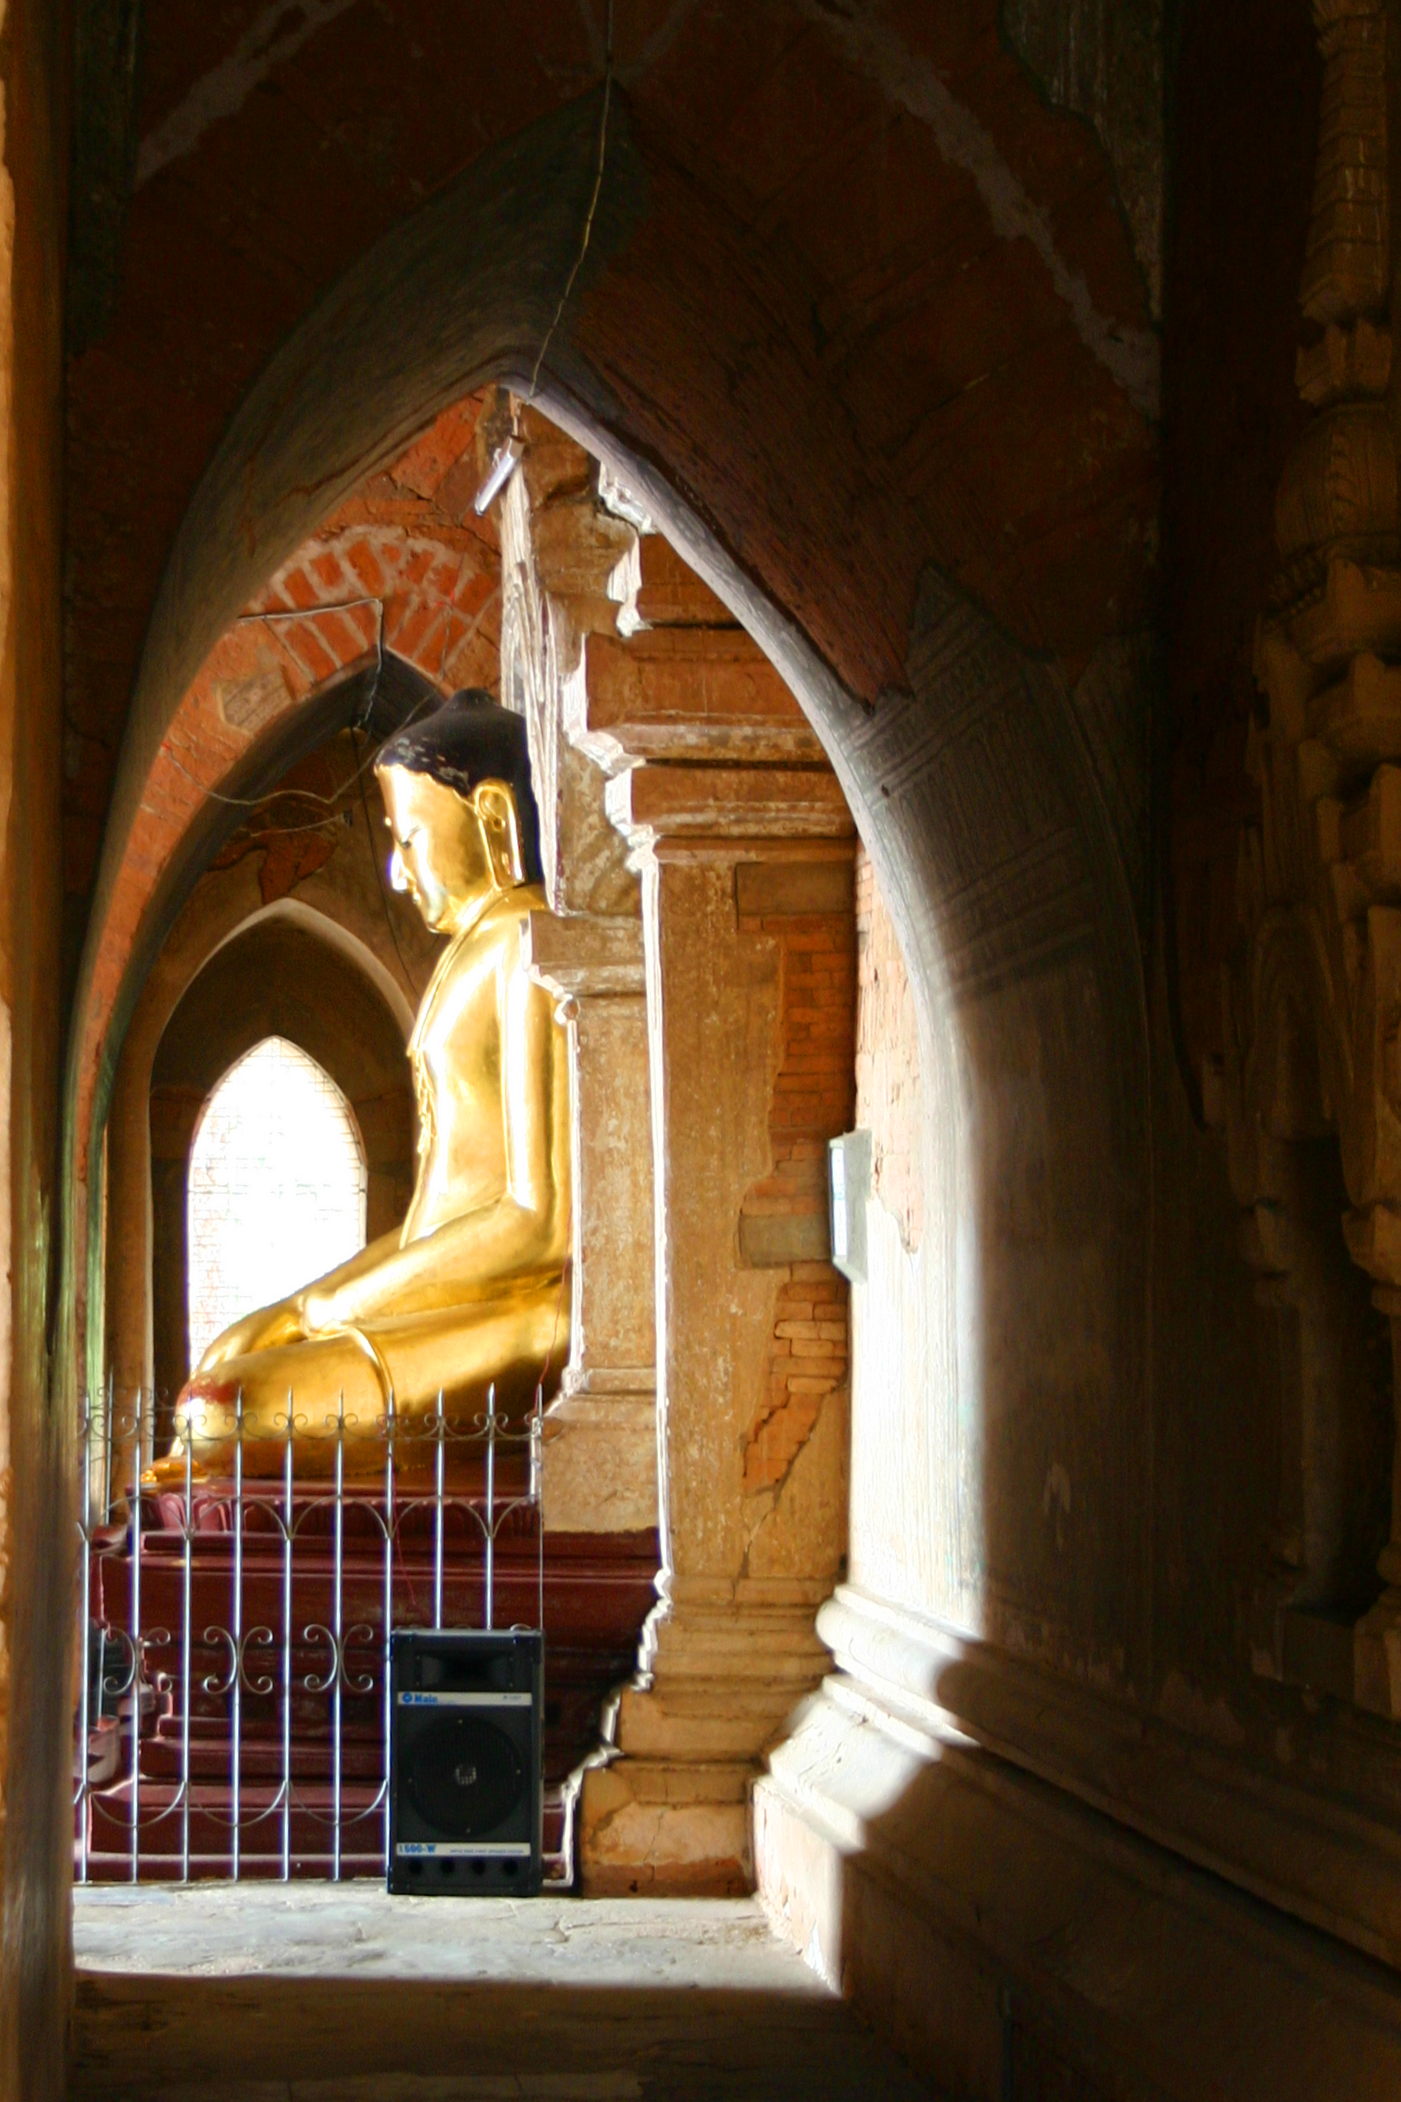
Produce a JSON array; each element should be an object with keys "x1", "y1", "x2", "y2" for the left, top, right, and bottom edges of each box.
[
  {"x1": 497, "y1": 402, "x2": 662, "y2": 1548},
  {"x1": 580, "y1": 761, "x2": 854, "y2": 1893},
  {"x1": 523, "y1": 911, "x2": 658, "y2": 1535},
  {"x1": 104, "y1": 1053, "x2": 154, "y2": 1398},
  {"x1": 496, "y1": 403, "x2": 857, "y2": 1881}
]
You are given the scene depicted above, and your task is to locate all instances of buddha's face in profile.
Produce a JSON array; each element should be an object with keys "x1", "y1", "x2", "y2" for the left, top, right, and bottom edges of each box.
[{"x1": 378, "y1": 764, "x2": 523, "y2": 934}]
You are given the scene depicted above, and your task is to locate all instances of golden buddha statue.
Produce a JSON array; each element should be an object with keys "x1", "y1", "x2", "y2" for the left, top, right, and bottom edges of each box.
[{"x1": 156, "y1": 692, "x2": 571, "y2": 1481}]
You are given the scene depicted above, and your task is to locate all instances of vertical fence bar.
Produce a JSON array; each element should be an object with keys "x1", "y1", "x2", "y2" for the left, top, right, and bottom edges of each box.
[
  {"x1": 100, "y1": 1372, "x2": 114, "y2": 1534},
  {"x1": 331, "y1": 1394, "x2": 345, "y2": 1882},
  {"x1": 128, "y1": 1404, "x2": 145, "y2": 1885},
  {"x1": 180, "y1": 1434, "x2": 194, "y2": 1883},
  {"x1": 484, "y1": 1383, "x2": 496, "y2": 1633},
  {"x1": 381, "y1": 1393, "x2": 396, "y2": 1875},
  {"x1": 75, "y1": 1393, "x2": 94, "y2": 1886},
  {"x1": 280, "y1": 1412, "x2": 294, "y2": 1882},
  {"x1": 230, "y1": 1390, "x2": 244, "y2": 1881},
  {"x1": 534, "y1": 1384, "x2": 545, "y2": 1639},
  {"x1": 433, "y1": 1389, "x2": 446, "y2": 1632}
]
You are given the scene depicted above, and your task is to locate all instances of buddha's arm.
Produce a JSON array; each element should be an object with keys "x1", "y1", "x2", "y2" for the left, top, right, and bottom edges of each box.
[
  {"x1": 302, "y1": 1194, "x2": 563, "y2": 1328},
  {"x1": 301, "y1": 962, "x2": 567, "y2": 1331},
  {"x1": 195, "y1": 1229, "x2": 408, "y2": 1370}
]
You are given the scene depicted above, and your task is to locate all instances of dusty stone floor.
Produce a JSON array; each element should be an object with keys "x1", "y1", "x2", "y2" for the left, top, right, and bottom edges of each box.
[{"x1": 71, "y1": 1885, "x2": 931, "y2": 2100}]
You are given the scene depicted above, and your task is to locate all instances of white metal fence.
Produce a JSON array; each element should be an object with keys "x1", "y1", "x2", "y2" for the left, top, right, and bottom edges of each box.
[{"x1": 74, "y1": 1390, "x2": 553, "y2": 1884}]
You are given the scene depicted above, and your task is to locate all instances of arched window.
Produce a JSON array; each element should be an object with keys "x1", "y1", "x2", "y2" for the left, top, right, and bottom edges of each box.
[{"x1": 186, "y1": 1037, "x2": 368, "y2": 1369}]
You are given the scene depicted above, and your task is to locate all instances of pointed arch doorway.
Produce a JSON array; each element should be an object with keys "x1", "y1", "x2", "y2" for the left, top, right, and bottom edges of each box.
[{"x1": 187, "y1": 1036, "x2": 368, "y2": 1372}]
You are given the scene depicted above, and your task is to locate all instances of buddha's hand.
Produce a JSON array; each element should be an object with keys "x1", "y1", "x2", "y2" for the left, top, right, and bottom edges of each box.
[
  {"x1": 298, "y1": 1282, "x2": 341, "y2": 1333},
  {"x1": 296, "y1": 1229, "x2": 411, "y2": 1332},
  {"x1": 196, "y1": 1296, "x2": 308, "y2": 1372}
]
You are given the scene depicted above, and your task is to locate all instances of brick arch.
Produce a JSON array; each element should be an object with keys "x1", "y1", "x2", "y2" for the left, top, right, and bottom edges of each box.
[
  {"x1": 69, "y1": 13, "x2": 1155, "y2": 882},
  {"x1": 79, "y1": 95, "x2": 1152, "y2": 1049},
  {"x1": 86, "y1": 634, "x2": 443, "y2": 1151},
  {"x1": 100, "y1": 785, "x2": 432, "y2": 1419}
]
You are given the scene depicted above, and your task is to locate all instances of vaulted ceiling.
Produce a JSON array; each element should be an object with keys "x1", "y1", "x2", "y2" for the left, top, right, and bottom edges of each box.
[{"x1": 65, "y1": 0, "x2": 1160, "y2": 952}]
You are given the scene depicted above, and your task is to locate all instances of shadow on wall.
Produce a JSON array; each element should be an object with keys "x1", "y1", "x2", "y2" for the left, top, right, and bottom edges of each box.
[
  {"x1": 763, "y1": 1684, "x2": 1401, "y2": 2100},
  {"x1": 751, "y1": 570, "x2": 1162, "y2": 2100}
]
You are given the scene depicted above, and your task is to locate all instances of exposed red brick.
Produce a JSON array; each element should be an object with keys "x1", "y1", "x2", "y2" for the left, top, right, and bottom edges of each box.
[
  {"x1": 741, "y1": 879, "x2": 856, "y2": 1492},
  {"x1": 72, "y1": 402, "x2": 502, "y2": 1152}
]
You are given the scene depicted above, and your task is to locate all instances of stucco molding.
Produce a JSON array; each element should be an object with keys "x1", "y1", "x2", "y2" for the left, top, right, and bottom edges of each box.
[
  {"x1": 789, "y1": 1584, "x2": 1401, "y2": 1975},
  {"x1": 758, "y1": 1691, "x2": 1401, "y2": 2100}
]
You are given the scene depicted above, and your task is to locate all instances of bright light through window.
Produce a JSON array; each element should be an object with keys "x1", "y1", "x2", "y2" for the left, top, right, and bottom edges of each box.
[{"x1": 187, "y1": 1037, "x2": 367, "y2": 1370}]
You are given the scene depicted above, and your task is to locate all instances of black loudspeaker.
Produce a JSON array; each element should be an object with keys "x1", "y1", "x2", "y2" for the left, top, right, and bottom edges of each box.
[{"x1": 388, "y1": 1628, "x2": 543, "y2": 1895}]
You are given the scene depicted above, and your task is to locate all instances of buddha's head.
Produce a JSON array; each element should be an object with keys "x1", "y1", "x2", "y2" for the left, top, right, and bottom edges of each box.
[{"x1": 375, "y1": 690, "x2": 543, "y2": 934}]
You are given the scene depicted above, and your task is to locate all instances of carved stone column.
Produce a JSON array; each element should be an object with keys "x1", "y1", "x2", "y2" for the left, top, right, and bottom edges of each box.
[
  {"x1": 581, "y1": 762, "x2": 854, "y2": 1894},
  {"x1": 523, "y1": 912, "x2": 657, "y2": 1533},
  {"x1": 495, "y1": 397, "x2": 856, "y2": 1882},
  {"x1": 496, "y1": 403, "x2": 662, "y2": 1543}
]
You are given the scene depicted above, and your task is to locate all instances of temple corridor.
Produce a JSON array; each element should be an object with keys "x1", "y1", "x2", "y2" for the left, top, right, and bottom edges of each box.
[
  {"x1": 14, "y1": 2, "x2": 1401, "y2": 2096},
  {"x1": 69, "y1": 1889, "x2": 929, "y2": 2102}
]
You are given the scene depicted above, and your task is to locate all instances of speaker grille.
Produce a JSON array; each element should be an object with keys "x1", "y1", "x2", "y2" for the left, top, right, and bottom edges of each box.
[{"x1": 405, "y1": 1713, "x2": 525, "y2": 1838}]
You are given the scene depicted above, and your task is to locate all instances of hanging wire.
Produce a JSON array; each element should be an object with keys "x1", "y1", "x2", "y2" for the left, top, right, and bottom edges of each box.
[
  {"x1": 158, "y1": 597, "x2": 386, "y2": 809},
  {"x1": 162, "y1": 570, "x2": 502, "y2": 831},
  {"x1": 158, "y1": 747, "x2": 358, "y2": 838},
  {"x1": 523, "y1": 0, "x2": 615, "y2": 412}
]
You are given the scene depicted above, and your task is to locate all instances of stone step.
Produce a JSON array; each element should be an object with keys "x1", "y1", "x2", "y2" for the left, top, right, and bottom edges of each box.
[{"x1": 71, "y1": 1890, "x2": 936, "y2": 2099}]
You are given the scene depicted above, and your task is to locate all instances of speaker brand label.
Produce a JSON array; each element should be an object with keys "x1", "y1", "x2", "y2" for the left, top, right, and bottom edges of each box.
[{"x1": 397, "y1": 1691, "x2": 532, "y2": 1707}]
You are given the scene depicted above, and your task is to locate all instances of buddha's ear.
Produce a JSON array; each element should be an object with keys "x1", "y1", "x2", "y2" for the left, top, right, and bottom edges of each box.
[{"x1": 473, "y1": 779, "x2": 526, "y2": 886}]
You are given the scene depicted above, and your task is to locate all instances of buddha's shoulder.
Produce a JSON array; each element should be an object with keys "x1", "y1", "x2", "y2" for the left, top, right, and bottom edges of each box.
[
  {"x1": 439, "y1": 885, "x2": 546, "y2": 970},
  {"x1": 474, "y1": 883, "x2": 547, "y2": 945}
]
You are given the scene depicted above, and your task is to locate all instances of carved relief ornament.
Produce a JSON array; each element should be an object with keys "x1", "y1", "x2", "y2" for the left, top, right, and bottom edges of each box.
[{"x1": 1212, "y1": 0, "x2": 1401, "y2": 1711}]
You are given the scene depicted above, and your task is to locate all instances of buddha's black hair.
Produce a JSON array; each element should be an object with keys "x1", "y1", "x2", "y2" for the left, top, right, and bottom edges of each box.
[{"x1": 376, "y1": 688, "x2": 543, "y2": 885}]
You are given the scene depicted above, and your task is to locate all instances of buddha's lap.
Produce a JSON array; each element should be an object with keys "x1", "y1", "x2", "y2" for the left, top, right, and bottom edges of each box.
[{"x1": 181, "y1": 1292, "x2": 565, "y2": 1429}]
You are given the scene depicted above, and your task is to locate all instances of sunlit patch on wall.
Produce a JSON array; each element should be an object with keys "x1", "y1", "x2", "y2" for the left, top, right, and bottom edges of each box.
[{"x1": 187, "y1": 1036, "x2": 367, "y2": 1367}]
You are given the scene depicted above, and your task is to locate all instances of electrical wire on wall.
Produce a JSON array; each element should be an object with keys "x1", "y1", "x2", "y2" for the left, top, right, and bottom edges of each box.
[{"x1": 474, "y1": 0, "x2": 615, "y2": 514}]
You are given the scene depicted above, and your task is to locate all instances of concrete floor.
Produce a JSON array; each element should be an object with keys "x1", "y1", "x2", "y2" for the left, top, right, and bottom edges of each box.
[{"x1": 71, "y1": 1885, "x2": 933, "y2": 2101}]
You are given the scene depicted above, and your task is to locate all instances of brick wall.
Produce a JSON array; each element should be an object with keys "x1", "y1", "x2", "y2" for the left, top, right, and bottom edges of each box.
[{"x1": 740, "y1": 888, "x2": 856, "y2": 1495}]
